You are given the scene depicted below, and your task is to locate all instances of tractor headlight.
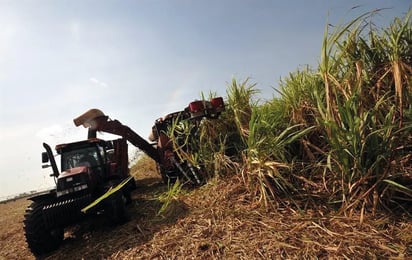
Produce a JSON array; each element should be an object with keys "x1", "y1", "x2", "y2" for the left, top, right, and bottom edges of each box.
[
  {"x1": 56, "y1": 184, "x2": 88, "y2": 197},
  {"x1": 56, "y1": 189, "x2": 70, "y2": 197},
  {"x1": 74, "y1": 184, "x2": 88, "y2": 192}
]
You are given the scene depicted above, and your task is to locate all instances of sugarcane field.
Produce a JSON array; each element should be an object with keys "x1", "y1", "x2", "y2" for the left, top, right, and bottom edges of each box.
[{"x1": 0, "y1": 4, "x2": 411, "y2": 260}]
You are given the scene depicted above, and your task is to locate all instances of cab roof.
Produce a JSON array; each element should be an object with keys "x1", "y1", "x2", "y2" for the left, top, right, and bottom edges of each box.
[{"x1": 55, "y1": 138, "x2": 108, "y2": 154}]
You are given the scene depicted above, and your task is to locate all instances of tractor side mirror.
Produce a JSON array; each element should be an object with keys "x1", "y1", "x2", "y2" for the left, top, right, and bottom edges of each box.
[{"x1": 42, "y1": 152, "x2": 49, "y2": 163}]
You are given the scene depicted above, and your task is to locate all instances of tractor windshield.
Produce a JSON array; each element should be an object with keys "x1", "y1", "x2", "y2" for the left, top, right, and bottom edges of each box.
[{"x1": 61, "y1": 147, "x2": 102, "y2": 171}]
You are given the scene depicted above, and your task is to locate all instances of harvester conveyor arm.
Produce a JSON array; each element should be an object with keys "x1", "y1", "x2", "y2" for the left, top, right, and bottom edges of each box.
[
  {"x1": 95, "y1": 119, "x2": 160, "y2": 163},
  {"x1": 73, "y1": 109, "x2": 161, "y2": 163}
]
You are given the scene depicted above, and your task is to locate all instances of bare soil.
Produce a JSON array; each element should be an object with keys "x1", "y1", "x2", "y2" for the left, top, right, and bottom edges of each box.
[{"x1": 0, "y1": 166, "x2": 411, "y2": 259}]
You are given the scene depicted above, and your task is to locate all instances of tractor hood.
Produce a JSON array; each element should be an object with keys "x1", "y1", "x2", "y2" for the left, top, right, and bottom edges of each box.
[{"x1": 59, "y1": 166, "x2": 89, "y2": 179}]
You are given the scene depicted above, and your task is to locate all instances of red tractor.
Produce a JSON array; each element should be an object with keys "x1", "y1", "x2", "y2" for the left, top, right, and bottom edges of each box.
[{"x1": 24, "y1": 97, "x2": 224, "y2": 256}]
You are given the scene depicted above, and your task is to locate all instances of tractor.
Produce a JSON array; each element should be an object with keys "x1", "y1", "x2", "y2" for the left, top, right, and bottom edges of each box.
[{"x1": 23, "y1": 97, "x2": 224, "y2": 256}]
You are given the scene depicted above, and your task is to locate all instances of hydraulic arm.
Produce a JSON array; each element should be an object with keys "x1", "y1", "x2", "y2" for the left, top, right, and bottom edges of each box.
[{"x1": 73, "y1": 109, "x2": 160, "y2": 163}]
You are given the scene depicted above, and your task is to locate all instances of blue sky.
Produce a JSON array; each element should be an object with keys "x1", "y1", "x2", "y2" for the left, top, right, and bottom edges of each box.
[{"x1": 0, "y1": 0, "x2": 409, "y2": 198}]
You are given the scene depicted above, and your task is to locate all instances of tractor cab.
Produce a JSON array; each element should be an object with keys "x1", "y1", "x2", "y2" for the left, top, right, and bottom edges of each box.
[
  {"x1": 54, "y1": 139, "x2": 108, "y2": 198},
  {"x1": 41, "y1": 138, "x2": 129, "y2": 198},
  {"x1": 57, "y1": 138, "x2": 107, "y2": 173}
]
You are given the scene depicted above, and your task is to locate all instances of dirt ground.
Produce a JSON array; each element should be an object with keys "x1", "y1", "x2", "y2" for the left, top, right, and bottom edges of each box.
[
  {"x1": 0, "y1": 198, "x2": 32, "y2": 259},
  {"x1": 0, "y1": 170, "x2": 411, "y2": 259},
  {"x1": 0, "y1": 173, "x2": 171, "y2": 260}
]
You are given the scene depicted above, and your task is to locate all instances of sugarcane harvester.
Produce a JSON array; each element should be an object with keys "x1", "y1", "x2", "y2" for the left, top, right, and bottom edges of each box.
[
  {"x1": 149, "y1": 97, "x2": 225, "y2": 184},
  {"x1": 74, "y1": 96, "x2": 224, "y2": 185},
  {"x1": 23, "y1": 97, "x2": 224, "y2": 256}
]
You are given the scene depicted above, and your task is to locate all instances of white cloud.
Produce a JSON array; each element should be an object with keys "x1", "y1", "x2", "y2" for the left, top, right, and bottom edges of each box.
[
  {"x1": 89, "y1": 77, "x2": 108, "y2": 88},
  {"x1": 35, "y1": 123, "x2": 87, "y2": 145},
  {"x1": 35, "y1": 124, "x2": 63, "y2": 140},
  {"x1": 69, "y1": 20, "x2": 81, "y2": 42},
  {"x1": 0, "y1": 124, "x2": 56, "y2": 198},
  {"x1": 0, "y1": 124, "x2": 36, "y2": 143},
  {"x1": 0, "y1": 24, "x2": 17, "y2": 54}
]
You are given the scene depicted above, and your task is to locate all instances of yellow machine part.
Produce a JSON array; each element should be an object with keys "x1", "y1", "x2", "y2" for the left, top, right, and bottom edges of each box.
[{"x1": 81, "y1": 176, "x2": 133, "y2": 213}]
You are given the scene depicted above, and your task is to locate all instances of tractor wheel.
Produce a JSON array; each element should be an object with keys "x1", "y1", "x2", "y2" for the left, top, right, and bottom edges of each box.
[
  {"x1": 104, "y1": 190, "x2": 129, "y2": 225},
  {"x1": 23, "y1": 201, "x2": 64, "y2": 256}
]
